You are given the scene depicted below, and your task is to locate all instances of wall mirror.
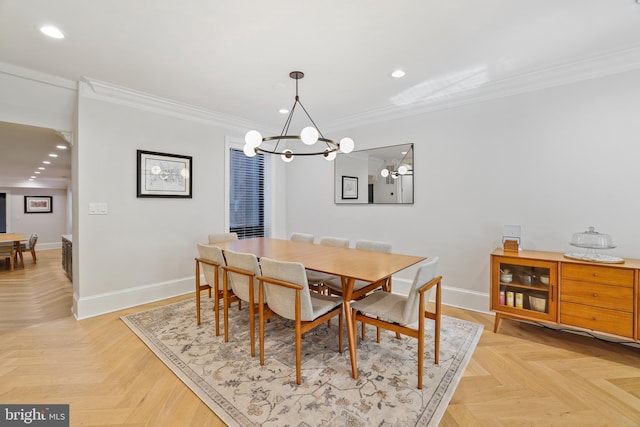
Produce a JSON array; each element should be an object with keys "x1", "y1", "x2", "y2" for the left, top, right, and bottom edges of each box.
[{"x1": 334, "y1": 143, "x2": 413, "y2": 204}]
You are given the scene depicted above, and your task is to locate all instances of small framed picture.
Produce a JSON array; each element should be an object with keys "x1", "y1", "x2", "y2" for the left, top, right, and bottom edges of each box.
[
  {"x1": 137, "y1": 150, "x2": 192, "y2": 198},
  {"x1": 342, "y1": 176, "x2": 358, "y2": 199},
  {"x1": 24, "y1": 196, "x2": 53, "y2": 213}
]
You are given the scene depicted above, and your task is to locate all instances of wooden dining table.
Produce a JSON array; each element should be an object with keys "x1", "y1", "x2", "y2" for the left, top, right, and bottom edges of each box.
[
  {"x1": 212, "y1": 237, "x2": 427, "y2": 379},
  {"x1": 0, "y1": 233, "x2": 28, "y2": 269}
]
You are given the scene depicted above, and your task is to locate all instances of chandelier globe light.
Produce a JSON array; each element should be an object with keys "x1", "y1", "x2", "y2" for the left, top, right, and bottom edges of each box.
[{"x1": 243, "y1": 71, "x2": 355, "y2": 162}]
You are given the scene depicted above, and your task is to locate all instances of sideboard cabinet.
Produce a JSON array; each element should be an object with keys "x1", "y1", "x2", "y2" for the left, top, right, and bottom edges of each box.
[{"x1": 491, "y1": 248, "x2": 639, "y2": 342}]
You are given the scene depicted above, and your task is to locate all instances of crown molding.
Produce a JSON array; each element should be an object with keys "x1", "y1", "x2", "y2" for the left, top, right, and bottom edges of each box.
[
  {"x1": 0, "y1": 62, "x2": 77, "y2": 91},
  {"x1": 326, "y1": 46, "x2": 640, "y2": 132},
  {"x1": 80, "y1": 77, "x2": 268, "y2": 133}
]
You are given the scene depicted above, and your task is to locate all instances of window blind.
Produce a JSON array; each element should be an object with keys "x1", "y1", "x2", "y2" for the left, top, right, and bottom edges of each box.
[{"x1": 229, "y1": 148, "x2": 270, "y2": 239}]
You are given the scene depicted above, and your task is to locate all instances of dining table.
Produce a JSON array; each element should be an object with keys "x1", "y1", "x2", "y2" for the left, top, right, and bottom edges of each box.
[
  {"x1": 0, "y1": 232, "x2": 28, "y2": 269},
  {"x1": 212, "y1": 237, "x2": 427, "y2": 379}
]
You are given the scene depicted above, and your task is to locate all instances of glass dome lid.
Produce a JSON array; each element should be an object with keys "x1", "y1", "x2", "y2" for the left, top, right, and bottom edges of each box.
[{"x1": 570, "y1": 226, "x2": 615, "y2": 249}]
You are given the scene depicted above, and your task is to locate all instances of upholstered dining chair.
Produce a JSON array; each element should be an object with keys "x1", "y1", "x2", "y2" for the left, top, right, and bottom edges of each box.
[
  {"x1": 306, "y1": 236, "x2": 349, "y2": 294},
  {"x1": 19, "y1": 233, "x2": 38, "y2": 264},
  {"x1": 351, "y1": 257, "x2": 441, "y2": 389},
  {"x1": 208, "y1": 232, "x2": 238, "y2": 245},
  {"x1": 221, "y1": 249, "x2": 262, "y2": 356},
  {"x1": 258, "y1": 257, "x2": 343, "y2": 385},
  {"x1": 0, "y1": 242, "x2": 16, "y2": 271},
  {"x1": 195, "y1": 243, "x2": 237, "y2": 334},
  {"x1": 326, "y1": 239, "x2": 393, "y2": 300},
  {"x1": 290, "y1": 232, "x2": 314, "y2": 243}
]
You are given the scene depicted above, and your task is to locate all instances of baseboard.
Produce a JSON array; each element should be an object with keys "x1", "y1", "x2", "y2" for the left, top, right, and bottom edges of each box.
[
  {"x1": 73, "y1": 276, "x2": 194, "y2": 320},
  {"x1": 393, "y1": 277, "x2": 491, "y2": 315}
]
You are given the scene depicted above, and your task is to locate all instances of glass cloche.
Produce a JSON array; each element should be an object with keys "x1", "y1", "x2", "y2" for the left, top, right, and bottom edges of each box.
[{"x1": 564, "y1": 226, "x2": 624, "y2": 264}]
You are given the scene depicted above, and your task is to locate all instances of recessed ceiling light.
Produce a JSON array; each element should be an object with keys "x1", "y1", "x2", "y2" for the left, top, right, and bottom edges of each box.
[
  {"x1": 30, "y1": 176, "x2": 36, "y2": 179},
  {"x1": 49, "y1": 153, "x2": 58, "y2": 158},
  {"x1": 38, "y1": 167, "x2": 45, "y2": 170},
  {"x1": 40, "y1": 25, "x2": 64, "y2": 39},
  {"x1": 279, "y1": 109, "x2": 289, "y2": 114},
  {"x1": 28, "y1": 178, "x2": 34, "y2": 181},
  {"x1": 34, "y1": 171, "x2": 41, "y2": 174},
  {"x1": 391, "y1": 69, "x2": 406, "y2": 78},
  {"x1": 56, "y1": 145, "x2": 67, "y2": 150},
  {"x1": 43, "y1": 160, "x2": 51, "y2": 164}
]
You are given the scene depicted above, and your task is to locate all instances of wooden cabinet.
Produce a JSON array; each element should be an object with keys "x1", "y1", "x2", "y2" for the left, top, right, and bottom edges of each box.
[
  {"x1": 62, "y1": 235, "x2": 72, "y2": 280},
  {"x1": 491, "y1": 248, "x2": 639, "y2": 342}
]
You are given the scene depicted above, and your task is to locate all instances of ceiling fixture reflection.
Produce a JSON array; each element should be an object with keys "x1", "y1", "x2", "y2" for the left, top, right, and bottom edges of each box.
[
  {"x1": 381, "y1": 145, "x2": 414, "y2": 179},
  {"x1": 40, "y1": 25, "x2": 65, "y2": 39},
  {"x1": 243, "y1": 71, "x2": 354, "y2": 162}
]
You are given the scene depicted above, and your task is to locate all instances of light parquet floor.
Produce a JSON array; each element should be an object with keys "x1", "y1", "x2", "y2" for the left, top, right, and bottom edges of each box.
[{"x1": 1, "y1": 249, "x2": 640, "y2": 426}]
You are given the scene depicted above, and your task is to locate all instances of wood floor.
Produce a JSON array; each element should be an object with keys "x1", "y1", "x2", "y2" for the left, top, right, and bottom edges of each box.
[{"x1": 1, "y1": 249, "x2": 640, "y2": 426}]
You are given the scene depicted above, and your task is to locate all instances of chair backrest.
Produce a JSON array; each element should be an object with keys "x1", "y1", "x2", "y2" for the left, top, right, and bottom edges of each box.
[
  {"x1": 208, "y1": 233, "x2": 238, "y2": 244},
  {"x1": 0, "y1": 242, "x2": 15, "y2": 256},
  {"x1": 290, "y1": 232, "x2": 314, "y2": 243},
  {"x1": 402, "y1": 257, "x2": 439, "y2": 325},
  {"x1": 355, "y1": 240, "x2": 392, "y2": 253},
  {"x1": 319, "y1": 236, "x2": 349, "y2": 248},
  {"x1": 223, "y1": 249, "x2": 261, "y2": 303},
  {"x1": 29, "y1": 233, "x2": 38, "y2": 249},
  {"x1": 259, "y1": 257, "x2": 315, "y2": 321},
  {"x1": 197, "y1": 243, "x2": 226, "y2": 285}
]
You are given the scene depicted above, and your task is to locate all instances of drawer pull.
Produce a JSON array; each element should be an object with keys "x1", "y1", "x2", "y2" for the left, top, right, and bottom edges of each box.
[
  {"x1": 592, "y1": 293, "x2": 598, "y2": 297},
  {"x1": 592, "y1": 316, "x2": 597, "y2": 321}
]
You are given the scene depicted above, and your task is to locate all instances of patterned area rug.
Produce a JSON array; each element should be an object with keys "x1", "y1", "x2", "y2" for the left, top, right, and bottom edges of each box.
[{"x1": 122, "y1": 298, "x2": 483, "y2": 427}]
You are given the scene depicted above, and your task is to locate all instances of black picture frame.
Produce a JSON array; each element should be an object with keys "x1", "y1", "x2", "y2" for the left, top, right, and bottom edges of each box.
[
  {"x1": 342, "y1": 176, "x2": 358, "y2": 199},
  {"x1": 24, "y1": 196, "x2": 53, "y2": 213},
  {"x1": 137, "y1": 150, "x2": 192, "y2": 198}
]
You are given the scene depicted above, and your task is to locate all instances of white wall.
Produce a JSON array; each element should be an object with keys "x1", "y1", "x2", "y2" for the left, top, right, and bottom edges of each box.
[{"x1": 285, "y1": 69, "x2": 640, "y2": 312}]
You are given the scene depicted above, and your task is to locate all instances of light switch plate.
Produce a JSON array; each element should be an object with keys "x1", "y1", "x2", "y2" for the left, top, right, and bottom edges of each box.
[{"x1": 89, "y1": 202, "x2": 108, "y2": 215}]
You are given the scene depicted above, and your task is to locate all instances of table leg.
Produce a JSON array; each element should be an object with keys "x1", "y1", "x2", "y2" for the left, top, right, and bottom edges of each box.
[
  {"x1": 15, "y1": 240, "x2": 24, "y2": 268},
  {"x1": 342, "y1": 277, "x2": 358, "y2": 379}
]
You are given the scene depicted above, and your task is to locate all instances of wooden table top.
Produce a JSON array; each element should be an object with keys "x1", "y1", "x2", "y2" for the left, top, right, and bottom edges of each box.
[
  {"x1": 0, "y1": 233, "x2": 28, "y2": 242},
  {"x1": 213, "y1": 237, "x2": 427, "y2": 282}
]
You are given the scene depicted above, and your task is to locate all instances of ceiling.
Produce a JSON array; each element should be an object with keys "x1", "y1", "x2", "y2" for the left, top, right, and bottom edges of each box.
[{"x1": 1, "y1": 0, "x2": 640, "y2": 188}]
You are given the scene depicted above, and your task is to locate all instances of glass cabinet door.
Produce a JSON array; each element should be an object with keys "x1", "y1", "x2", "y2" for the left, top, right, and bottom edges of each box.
[{"x1": 492, "y1": 256, "x2": 557, "y2": 322}]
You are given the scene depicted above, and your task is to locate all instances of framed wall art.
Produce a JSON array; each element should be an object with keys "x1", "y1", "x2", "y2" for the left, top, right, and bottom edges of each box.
[
  {"x1": 24, "y1": 196, "x2": 53, "y2": 213},
  {"x1": 137, "y1": 150, "x2": 192, "y2": 198},
  {"x1": 341, "y1": 176, "x2": 358, "y2": 199}
]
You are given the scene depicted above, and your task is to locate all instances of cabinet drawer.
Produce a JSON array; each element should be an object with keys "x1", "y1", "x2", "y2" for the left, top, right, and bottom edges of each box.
[
  {"x1": 560, "y1": 302, "x2": 633, "y2": 338},
  {"x1": 561, "y1": 279, "x2": 633, "y2": 312},
  {"x1": 561, "y1": 264, "x2": 634, "y2": 287}
]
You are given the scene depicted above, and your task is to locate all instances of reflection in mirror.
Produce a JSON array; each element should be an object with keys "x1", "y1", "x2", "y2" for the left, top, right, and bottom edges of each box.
[{"x1": 335, "y1": 143, "x2": 413, "y2": 204}]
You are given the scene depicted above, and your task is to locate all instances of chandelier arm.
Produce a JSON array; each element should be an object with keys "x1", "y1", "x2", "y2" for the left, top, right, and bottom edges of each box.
[{"x1": 296, "y1": 99, "x2": 329, "y2": 145}]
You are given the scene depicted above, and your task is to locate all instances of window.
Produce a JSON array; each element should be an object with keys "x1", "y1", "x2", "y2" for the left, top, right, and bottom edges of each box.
[{"x1": 228, "y1": 148, "x2": 270, "y2": 239}]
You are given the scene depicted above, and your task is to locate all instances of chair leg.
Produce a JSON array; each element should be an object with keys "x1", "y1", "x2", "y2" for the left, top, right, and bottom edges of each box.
[
  {"x1": 295, "y1": 320, "x2": 302, "y2": 385},
  {"x1": 31, "y1": 248, "x2": 36, "y2": 264},
  {"x1": 338, "y1": 309, "x2": 343, "y2": 353}
]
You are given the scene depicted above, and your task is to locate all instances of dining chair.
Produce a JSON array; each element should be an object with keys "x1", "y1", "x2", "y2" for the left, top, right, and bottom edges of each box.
[
  {"x1": 326, "y1": 239, "x2": 393, "y2": 300},
  {"x1": 19, "y1": 233, "x2": 38, "y2": 264},
  {"x1": 208, "y1": 232, "x2": 238, "y2": 244},
  {"x1": 306, "y1": 236, "x2": 349, "y2": 294},
  {"x1": 258, "y1": 257, "x2": 343, "y2": 385},
  {"x1": 0, "y1": 242, "x2": 16, "y2": 271},
  {"x1": 195, "y1": 243, "x2": 238, "y2": 334},
  {"x1": 290, "y1": 232, "x2": 314, "y2": 243},
  {"x1": 351, "y1": 257, "x2": 441, "y2": 389},
  {"x1": 221, "y1": 249, "x2": 262, "y2": 356}
]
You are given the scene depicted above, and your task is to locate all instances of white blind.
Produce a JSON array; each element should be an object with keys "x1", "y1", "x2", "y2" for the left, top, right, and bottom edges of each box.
[{"x1": 229, "y1": 148, "x2": 270, "y2": 239}]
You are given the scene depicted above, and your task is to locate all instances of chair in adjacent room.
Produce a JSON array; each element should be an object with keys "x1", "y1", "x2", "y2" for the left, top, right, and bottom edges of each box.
[
  {"x1": 351, "y1": 257, "x2": 441, "y2": 389},
  {"x1": 326, "y1": 239, "x2": 393, "y2": 300},
  {"x1": 289, "y1": 232, "x2": 314, "y2": 243},
  {"x1": 195, "y1": 243, "x2": 237, "y2": 334},
  {"x1": 258, "y1": 257, "x2": 343, "y2": 385},
  {"x1": 208, "y1": 232, "x2": 238, "y2": 244},
  {"x1": 19, "y1": 233, "x2": 38, "y2": 264},
  {"x1": 305, "y1": 236, "x2": 349, "y2": 294},
  {"x1": 221, "y1": 249, "x2": 262, "y2": 356},
  {"x1": 0, "y1": 242, "x2": 16, "y2": 271}
]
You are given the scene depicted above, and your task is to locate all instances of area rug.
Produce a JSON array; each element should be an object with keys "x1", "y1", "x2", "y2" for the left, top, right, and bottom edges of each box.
[{"x1": 122, "y1": 298, "x2": 483, "y2": 427}]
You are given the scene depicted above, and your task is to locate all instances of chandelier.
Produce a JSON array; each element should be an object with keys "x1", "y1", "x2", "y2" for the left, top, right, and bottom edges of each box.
[
  {"x1": 381, "y1": 145, "x2": 413, "y2": 179},
  {"x1": 243, "y1": 71, "x2": 355, "y2": 162}
]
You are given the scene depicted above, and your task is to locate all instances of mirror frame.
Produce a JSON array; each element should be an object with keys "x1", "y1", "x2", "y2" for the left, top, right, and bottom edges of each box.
[{"x1": 334, "y1": 143, "x2": 414, "y2": 204}]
